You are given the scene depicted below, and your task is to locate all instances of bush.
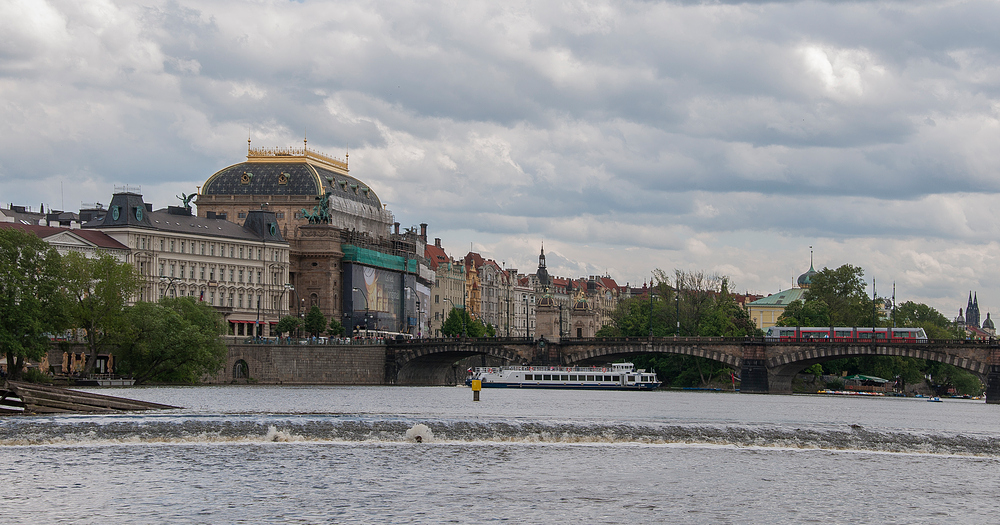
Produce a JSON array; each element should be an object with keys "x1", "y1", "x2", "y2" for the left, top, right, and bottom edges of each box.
[
  {"x1": 825, "y1": 380, "x2": 844, "y2": 390},
  {"x1": 22, "y1": 368, "x2": 53, "y2": 384}
]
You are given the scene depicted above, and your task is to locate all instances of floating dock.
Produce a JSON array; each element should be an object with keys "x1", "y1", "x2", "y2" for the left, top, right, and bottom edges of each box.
[{"x1": 0, "y1": 381, "x2": 178, "y2": 415}]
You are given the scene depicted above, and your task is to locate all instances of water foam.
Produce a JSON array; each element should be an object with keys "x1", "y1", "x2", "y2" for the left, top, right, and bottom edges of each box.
[{"x1": 1, "y1": 417, "x2": 997, "y2": 456}]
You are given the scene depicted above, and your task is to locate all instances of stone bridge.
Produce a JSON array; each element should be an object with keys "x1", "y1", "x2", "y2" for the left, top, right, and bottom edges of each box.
[{"x1": 387, "y1": 336, "x2": 1000, "y2": 403}]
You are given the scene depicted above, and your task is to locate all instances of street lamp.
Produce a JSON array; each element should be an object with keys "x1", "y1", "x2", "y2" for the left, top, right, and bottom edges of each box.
[
  {"x1": 159, "y1": 275, "x2": 181, "y2": 298},
  {"x1": 352, "y1": 287, "x2": 370, "y2": 333},
  {"x1": 675, "y1": 283, "x2": 681, "y2": 337},
  {"x1": 524, "y1": 295, "x2": 531, "y2": 340}
]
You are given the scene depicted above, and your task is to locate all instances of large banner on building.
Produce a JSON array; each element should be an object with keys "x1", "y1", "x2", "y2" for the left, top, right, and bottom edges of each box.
[{"x1": 343, "y1": 263, "x2": 420, "y2": 334}]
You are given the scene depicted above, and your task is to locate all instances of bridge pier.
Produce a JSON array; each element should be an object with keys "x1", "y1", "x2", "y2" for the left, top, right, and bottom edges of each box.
[
  {"x1": 739, "y1": 342, "x2": 769, "y2": 393},
  {"x1": 740, "y1": 359, "x2": 769, "y2": 393},
  {"x1": 986, "y1": 365, "x2": 1000, "y2": 404}
]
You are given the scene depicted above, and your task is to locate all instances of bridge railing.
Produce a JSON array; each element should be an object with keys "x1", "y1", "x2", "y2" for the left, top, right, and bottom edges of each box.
[
  {"x1": 386, "y1": 335, "x2": 998, "y2": 346},
  {"x1": 386, "y1": 336, "x2": 533, "y2": 346}
]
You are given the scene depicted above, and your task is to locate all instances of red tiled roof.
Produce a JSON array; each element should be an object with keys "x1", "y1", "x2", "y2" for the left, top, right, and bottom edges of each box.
[
  {"x1": 0, "y1": 223, "x2": 128, "y2": 250},
  {"x1": 424, "y1": 242, "x2": 450, "y2": 271}
]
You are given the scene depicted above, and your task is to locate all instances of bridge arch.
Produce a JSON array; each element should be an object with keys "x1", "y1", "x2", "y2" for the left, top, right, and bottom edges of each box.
[
  {"x1": 561, "y1": 341, "x2": 742, "y2": 369},
  {"x1": 391, "y1": 340, "x2": 528, "y2": 385},
  {"x1": 766, "y1": 344, "x2": 993, "y2": 394}
]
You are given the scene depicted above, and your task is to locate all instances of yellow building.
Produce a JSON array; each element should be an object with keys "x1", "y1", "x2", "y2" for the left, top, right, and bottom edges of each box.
[{"x1": 747, "y1": 261, "x2": 816, "y2": 330}]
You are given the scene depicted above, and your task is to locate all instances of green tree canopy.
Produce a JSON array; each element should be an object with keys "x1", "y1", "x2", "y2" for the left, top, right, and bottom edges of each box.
[
  {"x1": 304, "y1": 305, "x2": 326, "y2": 337},
  {"x1": 113, "y1": 297, "x2": 227, "y2": 384},
  {"x1": 441, "y1": 307, "x2": 485, "y2": 337},
  {"x1": 328, "y1": 318, "x2": 346, "y2": 337},
  {"x1": 62, "y1": 251, "x2": 141, "y2": 373},
  {"x1": 275, "y1": 315, "x2": 301, "y2": 337},
  {"x1": 892, "y1": 301, "x2": 961, "y2": 339},
  {"x1": 776, "y1": 299, "x2": 831, "y2": 327},
  {"x1": 0, "y1": 228, "x2": 68, "y2": 379},
  {"x1": 804, "y1": 264, "x2": 875, "y2": 326}
]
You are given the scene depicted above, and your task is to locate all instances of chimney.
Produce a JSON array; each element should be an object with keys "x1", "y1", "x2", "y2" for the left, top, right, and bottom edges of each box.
[
  {"x1": 420, "y1": 223, "x2": 428, "y2": 242},
  {"x1": 394, "y1": 222, "x2": 400, "y2": 234},
  {"x1": 435, "y1": 238, "x2": 441, "y2": 247}
]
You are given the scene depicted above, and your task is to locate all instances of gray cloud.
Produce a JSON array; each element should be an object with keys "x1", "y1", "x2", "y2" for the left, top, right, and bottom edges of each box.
[{"x1": 2, "y1": 0, "x2": 1000, "y2": 317}]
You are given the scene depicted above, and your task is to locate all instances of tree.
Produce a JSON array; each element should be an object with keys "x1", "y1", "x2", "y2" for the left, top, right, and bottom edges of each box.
[
  {"x1": 0, "y1": 228, "x2": 68, "y2": 380},
  {"x1": 113, "y1": 297, "x2": 227, "y2": 384},
  {"x1": 776, "y1": 299, "x2": 831, "y2": 327},
  {"x1": 441, "y1": 307, "x2": 480, "y2": 337},
  {"x1": 275, "y1": 316, "x2": 301, "y2": 338},
  {"x1": 304, "y1": 305, "x2": 326, "y2": 337},
  {"x1": 805, "y1": 264, "x2": 875, "y2": 327},
  {"x1": 328, "y1": 318, "x2": 346, "y2": 337},
  {"x1": 893, "y1": 301, "x2": 962, "y2": 339},
  {"x1": 62, "y1": 251, "x2": 141, "y2": 374}
]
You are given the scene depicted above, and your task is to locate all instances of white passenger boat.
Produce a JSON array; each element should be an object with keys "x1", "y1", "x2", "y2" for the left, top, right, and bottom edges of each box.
[{"x1": 466, "y1": 362, "x2": 660, "y2": 390}]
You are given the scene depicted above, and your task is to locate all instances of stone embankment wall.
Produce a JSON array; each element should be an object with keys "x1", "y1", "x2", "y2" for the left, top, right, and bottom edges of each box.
[{"x1": 207, "y1": 344, "x2": 386, "y2": 385}]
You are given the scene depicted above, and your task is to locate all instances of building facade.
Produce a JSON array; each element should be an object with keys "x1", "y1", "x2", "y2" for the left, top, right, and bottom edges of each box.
[{"x1": 85, "y1": 191, "x2": 289, "y2": 336}]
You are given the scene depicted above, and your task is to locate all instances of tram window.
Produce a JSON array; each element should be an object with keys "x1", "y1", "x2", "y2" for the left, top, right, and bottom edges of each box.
[{"x1": 836, "y1": 331, "x2": 851, "y2": 337}]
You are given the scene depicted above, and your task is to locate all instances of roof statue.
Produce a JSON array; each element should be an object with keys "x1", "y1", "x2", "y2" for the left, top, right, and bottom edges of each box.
[
  {"x1": 176, "y1": 193, "x2": 195, "y2": 210},
  {"x1": 301, "y1": 192, "x2": 332, "y2": 224}
]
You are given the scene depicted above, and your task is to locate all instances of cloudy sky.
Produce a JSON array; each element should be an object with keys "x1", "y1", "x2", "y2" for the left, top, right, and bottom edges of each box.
[{"x1": 2, "y1": 0, "x2": 1000, "y2": 318}]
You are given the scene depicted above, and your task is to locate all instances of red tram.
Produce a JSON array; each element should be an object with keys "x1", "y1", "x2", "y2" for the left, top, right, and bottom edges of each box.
[{"x1": 764, "y1": 326, "x2": 928, "y2": 342}]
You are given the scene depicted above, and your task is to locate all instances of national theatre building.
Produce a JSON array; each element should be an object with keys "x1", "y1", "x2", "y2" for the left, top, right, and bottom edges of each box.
[{"x1": 195, "y1": 141, "x2": 432, "y2": 337}]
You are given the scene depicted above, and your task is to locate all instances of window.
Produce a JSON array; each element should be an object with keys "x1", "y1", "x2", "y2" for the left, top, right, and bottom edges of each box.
[
  {"x1": 239, "y1": 269, "x2": 244, "y2": 283},
  {"x1": 239, "y1": 246, "x2": 244, "y2": 259},
  {"x1": 159, "y1": 263, "x2": 164, "y2": 276},
  {"x1": 230, "y1": 246, "x2": 234, "y2": 258},
  {"x1": 170, "y1": 240, "x2": 175, "y2": 252},
  {"x1": 435, "y1": 295, "x2": 439, "y2": 303},
  {"x1": 257, "y1": 271, "x2": 261, "y2": 284},
  {"x1": 210, "y1": 244, "x2": 215, "y2": 256},
  {"x1": 190, "y1": 267, "x2": 195, "y2": 279},
  {"x1": 276, "y1": 212, "x2": 284, "y2": 219},
  {"x1": 209, "y1": 268, "x2": 215, "y2": 281},
  {"x1": 180, "y1": 265, "x2": 185, "y2": 278},
  {"x1": 180, "y1": 241, "x2": 185, "y2": 253},
  {"x1": 229, "y1": 269, "x2": 234, "y2": 282},
  {"x1": 238, "y1": 212, "x2": 247, "y2": 219},
  {"x1": 210, "y1": 292, "x2": 215, "y2": 305},
  {"x1": 160, "y1": 239, "x2": 164, "y2": 251},
  {"x1": 238, "y1": 294, "x2": 244, "y2": 308},
  {"x1": 170, "y1": 264, "x2": 175, "y2": 278},
  {"x1": 228, "y1": 293, "x2": 234, "y2": 307},
  {"x1": 200, "y1": 267, "x2": 205, "y2": 280},
  {"x1": 200, "y1": 243, "x2": 205, "y2": 255}
]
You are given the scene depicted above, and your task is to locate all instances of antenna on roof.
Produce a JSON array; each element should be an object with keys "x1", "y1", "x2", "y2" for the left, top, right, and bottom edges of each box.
[{"x1": 248, "y1": 124, "x2": 252, "y2": 154}]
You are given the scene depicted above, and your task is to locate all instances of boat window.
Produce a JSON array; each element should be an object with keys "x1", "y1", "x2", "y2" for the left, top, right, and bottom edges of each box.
[
  {"x1": 629, "y1": 375, "x2": 636, "y2": 382},
  {"x1": 613, "y1": 376, "x2": 620, "y2": 382},
  {"x1": 525, "y1": 374, "x2": 533, "y2": 380},
  {"x1": 586, "y1": 375, "x2": 594, "y2": 381},
  {"x1": 543, "y1": 375, "x2": 551, "y2": 381},
  {"x1": 569, "y1": 375, "x2": 577, "y2": 381}
]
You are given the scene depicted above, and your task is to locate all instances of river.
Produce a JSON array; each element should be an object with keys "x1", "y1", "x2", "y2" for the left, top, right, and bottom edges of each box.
[{"x1": 1, "y1": 386, "x2": 998, "y2": 524}]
